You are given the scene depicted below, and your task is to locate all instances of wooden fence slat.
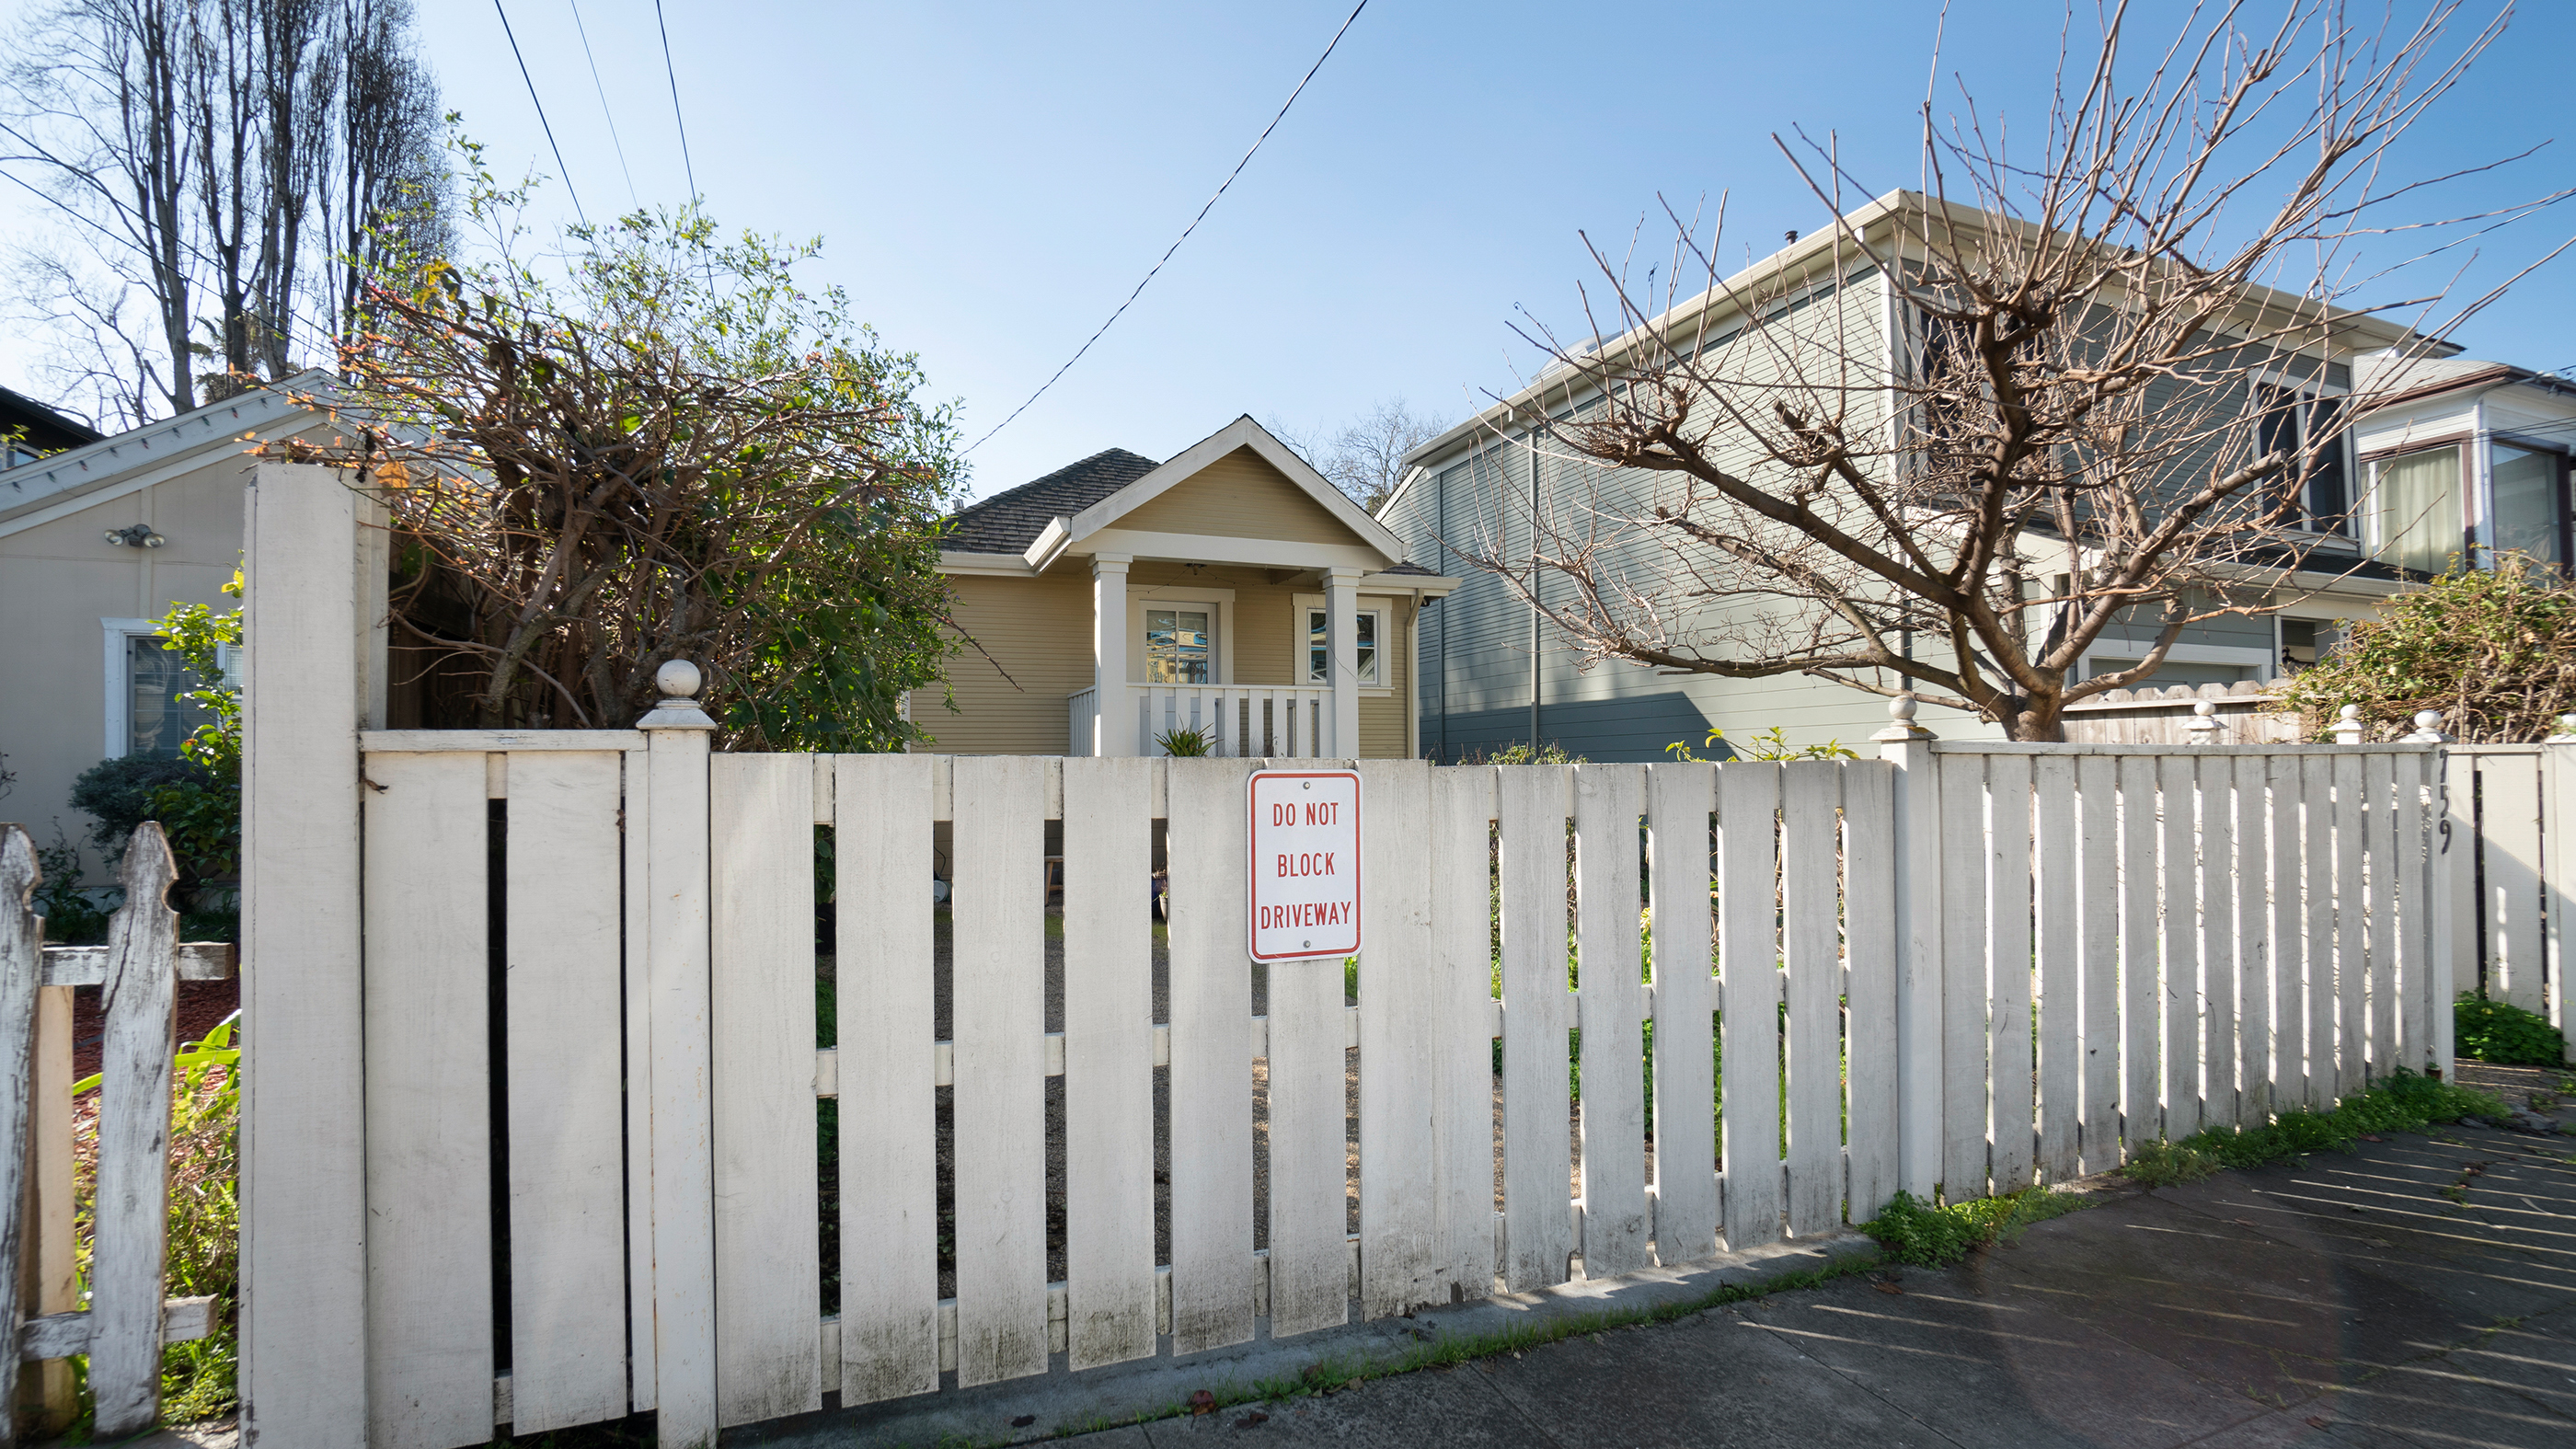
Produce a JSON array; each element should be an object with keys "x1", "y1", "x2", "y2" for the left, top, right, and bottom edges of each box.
[
  {"x1": 2198, "y1": 758, "x2": 2237, "y2": 1132},
  {"x1": 503, "y1": 752, "x2": 629, "y2": 1432},
  {"x1": 709, "y1": 754, "x2": 822, "y2": 1424},
  {"x1": 2268, "y1": 757, "x2": 2304, "y2": 1115},
  {"x1": 1937, "y1": 756, "x2": 1989, "y2": 1198},
  {"x1": 1838, "y1": 763, "x2": 1898, "y2": 1220},
  {"x1": 361, "y1": 752, "x2": 494, "y2": 1449},
  {"x1": 1166, "y1": 759, "x2": 1254, "y2": 1351},
  {"x1": 834, "y1": 755, "x2": 940, "y2": 1400},
  {"x1": 18, "y1": 978, "x2": 74, "y2": 1435},
  {"x1": 2300, "y1": 756, "x2": 2337, "y2": 1108},
  {"x1": 2233, "y1": 755, "x2": 2272, "y2": 1125},
  {"x1": 1780, "y1": 762, "x2": 1842, "y2": 1235},
  {"x1": 1986, "y1": 755, "x2": 2036, "y2": 1191},
  {"x1": 2394, "y1": 751, "x2": 2430, "y2": 1072},
  {"x1": 2481, "y1": 753, "x2": 2547, "y2": 1013},
  {"x1": 2332, "y1": 753, "x2": 2367, "y2": 1099},
  {"x1": 2033, "y1": 756, "x2": 2080, "y2": 1180},
  {"x1": 2076, "y1": 758, "x2": 2121, "y2": 1173},
  {"x1": 1062, "y1": 758, "x2": 1156, "y2": 1368},
  {"x1": 2541, "y1": 748, "x2": 2573, "y2": 1060},
  {"x1": 1428, "y1": 768, "x2": 1498, "y2": 1298},
  {"x1": 619, "y1": 748, "x2": 657, "y2": 1413},
  {"x1": 2118, "y1": 756, "x2": 2161, "y2": 1147},
  {"x1": 1719, "y1": 763, "x2": 1785, "y2": 1244},
  {"x1": 1357, "y1": 762, "x2": 1456, "y2": 1317},
  {"x1": 91, "y1": 832, "x2": 180, "y2": 1438},
  {"x1": 2157, "y1": 755, "x2": 2201, "y2": 1141},
  {"x1": 1267, "y1": 949, "x2": 1348, "y2": 1337},
  {"x1": 2364, "y1": 753, "x2": 2398, "y2": 1075},
  {"x1": 1574, "y1": 765, "x2": 1650, "y2": 1274},
  {"x1": 950, "y1": 756, "x2": 1052, "y2": 1382},
  {"x1": 1648, "y1": 765, "x2": 1720, "y2": 1256},
  {"x1": 0, "y1": 829, "x2": 45, "y2": 1446},
  {"x1": 1498, "y1": 766, "x2": 1574, "y2": 1290}
]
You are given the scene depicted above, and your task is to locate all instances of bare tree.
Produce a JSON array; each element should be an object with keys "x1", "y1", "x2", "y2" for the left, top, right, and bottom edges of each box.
[
  {"x1": 1449, "y1": 1, "x2": 2573, "y2": 741},
  {"x1": 1, "y1": 0, "x2": 444, "y2": 422},
  {"x1": 1273, "y1": 397, "x2": 1447, "y2": 512}
]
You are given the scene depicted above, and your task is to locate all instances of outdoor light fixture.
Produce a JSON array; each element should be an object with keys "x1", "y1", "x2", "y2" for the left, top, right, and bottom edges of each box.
[{"x1": 103, "y1": 523, "x2": 166, "y2": 548}]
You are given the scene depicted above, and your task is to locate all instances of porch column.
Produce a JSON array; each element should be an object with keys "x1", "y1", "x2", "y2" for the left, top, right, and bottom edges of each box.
[
  {"x1": 1093, "y1": 555, "x2": 1133, "y2": 756},
  {"x1": 1327, "y1": 566, "x2": 1362, "y2": 759}
]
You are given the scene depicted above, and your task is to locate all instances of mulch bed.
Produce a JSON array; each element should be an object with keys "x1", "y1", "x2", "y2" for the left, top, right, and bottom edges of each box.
[{"x1": 70, "y1": 978, "x2": 241, "y2": 1085}]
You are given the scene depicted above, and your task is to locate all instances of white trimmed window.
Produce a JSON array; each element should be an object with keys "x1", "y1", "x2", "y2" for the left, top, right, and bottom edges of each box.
[
  {"x1": 2253, "y1": 376, "x2": 2353, "y2": 536},
  {"x1": 102, "y1": 618, "x2": 232, "y2": 759},
  {"x1": 1299, "y1": 604, "x2": 1382, "y2": 686}
]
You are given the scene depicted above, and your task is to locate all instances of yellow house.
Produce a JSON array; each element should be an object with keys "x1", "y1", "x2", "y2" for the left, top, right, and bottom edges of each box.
[{"x1": 914, "y1": 416, "x2": 1457, "y2": 758}]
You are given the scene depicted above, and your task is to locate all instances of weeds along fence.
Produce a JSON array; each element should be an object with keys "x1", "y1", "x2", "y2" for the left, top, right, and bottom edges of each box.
[
  {"x1": 302, "y1": 722, "x2": 2444, "y2": 1449},
  {"x1": 0, "y1": 823, "x2": 230, "y2": 1445}
]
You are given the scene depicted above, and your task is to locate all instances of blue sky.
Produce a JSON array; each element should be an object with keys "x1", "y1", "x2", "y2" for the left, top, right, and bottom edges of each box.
[{"x1": 8, "y1": 1, "x2": 2573, "y2": 500}]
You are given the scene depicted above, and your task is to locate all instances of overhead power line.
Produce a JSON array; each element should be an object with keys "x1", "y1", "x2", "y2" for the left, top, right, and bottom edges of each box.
[
  {"x1": 494, "y1": 0, "x2": 587, "y2": 225},
  {"x1": 567, "y1": 0, "x2": 638, "y2": 209},
  {"x1": 655, "y1": 0, "x2": 700, "y2": 206},
  {"x1": 966, "y1": 0, "x2": 1371, "y2": 454}
]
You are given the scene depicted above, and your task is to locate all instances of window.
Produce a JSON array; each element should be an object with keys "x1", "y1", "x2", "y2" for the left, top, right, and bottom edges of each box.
[
  {"x1": 1143, "y1": 607, "x2": 1213, "y2": 684},
  {"x1": 2255, "y1": 384, "x2": 2351, "y2": 535},
  {"x1": 103, "y1": 620, "x2": 224, "y2": 759},
  {"x1": 1304, "y1": 606, "x2": 1380, "y2": 686},
  {"x1": 2486, "y1": 443, "x2": 2568, "y2": 570},
  {"x1": 2370, "y1": 444, "x2": 2464, "y2": 575}
]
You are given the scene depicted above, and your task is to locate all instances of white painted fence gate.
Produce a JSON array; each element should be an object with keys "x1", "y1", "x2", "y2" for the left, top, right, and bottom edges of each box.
[{"x1": 234, "y1": 466, "x2": 2462, "y2": 1449}]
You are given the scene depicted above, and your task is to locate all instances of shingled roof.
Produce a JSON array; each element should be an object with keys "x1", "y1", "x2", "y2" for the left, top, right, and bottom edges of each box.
[{"x1": 944, "y1": 447, "x2": 1161, "y2": 555}]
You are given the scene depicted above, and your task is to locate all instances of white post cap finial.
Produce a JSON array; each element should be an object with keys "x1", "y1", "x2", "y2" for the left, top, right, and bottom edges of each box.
[
  {"x1": 655, "y1": 658, "x2": 703, "y2": 701},
  {"x1": 2330, "y1": 702, "x2": 2364, "y2": 745},
  {"x1": 1871, "y1": 689, "x2": 1934, "y2": 742},
  {"x1": 2404, "y1": 707, "x2": 2451, "y2": 745},
  {"x1": 638, "y1": 656, "x2": 715, "y2": 730},
  {"x1": 2188, "y1": 697, "x2": 2222, "y2": 742}
]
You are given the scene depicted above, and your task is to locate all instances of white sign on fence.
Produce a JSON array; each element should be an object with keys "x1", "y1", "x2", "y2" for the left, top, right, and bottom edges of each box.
[{"x1": 1246, "y1": 768, "x2": 1362, "y2": 961}]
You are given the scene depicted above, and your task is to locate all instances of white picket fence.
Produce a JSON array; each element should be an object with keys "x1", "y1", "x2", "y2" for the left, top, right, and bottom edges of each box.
[
  {"x1": 307, "y1": 715, "x2": 2448, "y2": 1449},
  {"x1": 0, "y1": 823, "x2": 229, "y2": 1443}
]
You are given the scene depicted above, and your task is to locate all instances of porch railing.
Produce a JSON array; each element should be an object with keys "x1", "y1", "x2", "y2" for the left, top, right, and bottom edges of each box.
[{"x1": 1067, "y1": 684, "x2": 1336, "y2": 757}]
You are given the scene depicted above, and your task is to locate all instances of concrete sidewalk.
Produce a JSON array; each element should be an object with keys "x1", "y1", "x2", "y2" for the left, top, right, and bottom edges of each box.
[{"x1": 1075, "y1": 1102, "x2": 2576, "y2": 1446}]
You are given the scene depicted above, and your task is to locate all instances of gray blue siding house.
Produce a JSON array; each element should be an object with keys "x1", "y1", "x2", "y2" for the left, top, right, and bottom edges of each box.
[{"x1": 1377, "y1": 190, "x2": 2526, "y2": 760}]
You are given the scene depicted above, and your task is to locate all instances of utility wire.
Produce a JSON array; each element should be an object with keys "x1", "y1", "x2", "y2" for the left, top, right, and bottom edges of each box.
[
  {"x1": 495, "y1": 0, "x2": 587, "y2": 225},
  {"x1": 966, "y1": 0, "x2": 1370, "y2": 454},
  {"x1": 655, "y1": 0, "x2": 699, "y2": 206},
  {"x1": 567, "y1": 0, "x2": 638, "y2": 209}
]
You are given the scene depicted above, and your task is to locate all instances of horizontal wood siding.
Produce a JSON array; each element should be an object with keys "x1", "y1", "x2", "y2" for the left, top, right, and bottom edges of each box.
[
  {"x1": 1116, "y1": 448, "x2": 1351, "y2": 545},
  {"x1": 912, "y1": 572, "x2": 1094, "y2": 754}
]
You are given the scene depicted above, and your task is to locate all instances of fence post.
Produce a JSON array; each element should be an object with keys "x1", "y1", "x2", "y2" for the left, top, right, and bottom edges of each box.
[
  {"x1": 2408, "y1": 710, "x2": 2461, "y2": 1077},
  {"x1": 639, "y1": 661, "x2": 719, "y2": 1449},
  {"x1": 1873, "y1": 695, "x2": 1942, "y2": 1201},
  {"x1": 2546, "y1": 716, "x2": 2576, "y2": 1063},
  {"x1": 2331, "y1": 704, "x2": 2365, "y2": 746},
  {"x1": 239, "y1": 461, "x2": 369, "y2": 1446},
  {"x1": 2187, "y1": 699, "x2": 2222, "y2": 744}
]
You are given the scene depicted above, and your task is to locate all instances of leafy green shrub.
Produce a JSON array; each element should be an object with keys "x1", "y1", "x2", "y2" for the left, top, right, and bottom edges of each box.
[
  {"x1": 1665, "y1": 725, "x2": 1860, "y2": 762},
  {"x1": 31, "y1": 830, "x2": 110, "y2": 945},
  {"x1": 2274, "y1": 554, "x2": 2576, "y2": 742},
  {"x1": 1860, "y1": 1186, "x2": 2094, "y2": 1266},
  {"x1": 2455, "y1": 995, "x2": 2569, "y2": 1066},
  {"x1": 1456, "y1": 742, "x2": 1585, "y2": 765},
  {"x1": 67, "y1": 755, "x2": 207, "y2": 859}
]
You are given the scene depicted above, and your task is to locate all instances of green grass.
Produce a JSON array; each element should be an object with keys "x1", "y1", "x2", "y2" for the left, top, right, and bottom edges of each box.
[
  {"x1": 1857, "y1": 1186, "x2": 2098, "y2": 1267},
  {"x1": 2120, "y1": 1068, "x2": 2515, "y2": 1188}
]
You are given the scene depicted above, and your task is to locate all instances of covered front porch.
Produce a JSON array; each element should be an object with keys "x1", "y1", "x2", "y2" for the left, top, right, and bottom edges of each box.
[{"x1": 927, "y1": 416, "x2": 1455, "y2": 759}]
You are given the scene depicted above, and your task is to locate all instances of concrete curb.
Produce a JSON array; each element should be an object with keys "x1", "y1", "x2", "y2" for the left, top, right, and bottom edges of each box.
[{"x1": 731, "y1": 1232, "x2": 1883, "y2": 1448}]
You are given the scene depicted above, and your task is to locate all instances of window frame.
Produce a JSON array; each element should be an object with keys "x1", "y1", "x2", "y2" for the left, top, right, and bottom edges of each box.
[
  {"x1": 2480, "y1": 432, "x2": 2571, "y2": 572},
  {"x1": 2250, "y1": 368, "x2": 2356, "y2": 539},
  {"x1": 101, "y1": 617, "x2": 233, "y2": 759},
  {"x1": 2362, "y1": 441, "x2": 2468, "y2": 577},
  {"x1": 1293, "y1": 594, "x2": 1390, "y2": 692}
]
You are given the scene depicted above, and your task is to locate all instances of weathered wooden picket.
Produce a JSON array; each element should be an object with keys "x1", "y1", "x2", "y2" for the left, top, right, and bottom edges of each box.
[
  {"x1": 309, "y1": 674, "x2": 2453, "y2": 1449},
  {"x1": 0, "y1": 823, "x2": 231, "y2": 1444}
]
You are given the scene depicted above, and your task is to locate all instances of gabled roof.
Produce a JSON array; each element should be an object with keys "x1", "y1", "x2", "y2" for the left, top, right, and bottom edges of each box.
[
  {"x1": 0, "y1": 370, "x2": 339, "y2": 536},
  {"x1": 943, "y1": 447, "x2": 1160, "y2": 555},
  {"x1": 0, "y1": 384, "x2": 102, "y2": 453}
]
